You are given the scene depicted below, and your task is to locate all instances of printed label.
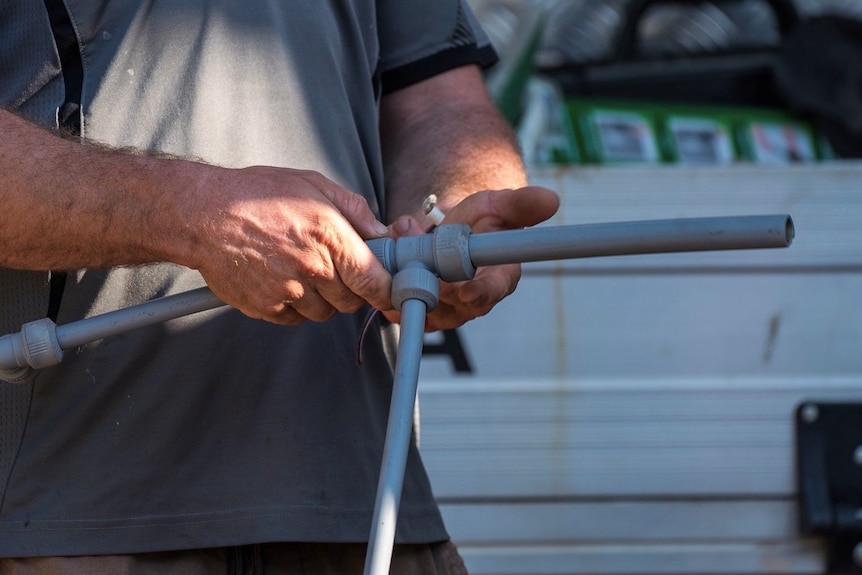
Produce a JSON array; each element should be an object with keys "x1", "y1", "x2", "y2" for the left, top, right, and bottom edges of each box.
[
  {"x1": 590, "y1": 110, "x2": 659, "y2": 163},
  {"x1": 749, "y1": 122, "x2": 816, "y2": 164},
  {"x1": 668, "y1": 117, "x2": 734, "y2": 164}
]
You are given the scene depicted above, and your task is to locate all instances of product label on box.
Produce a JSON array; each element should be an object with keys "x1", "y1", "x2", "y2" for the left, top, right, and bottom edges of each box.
[
  {"x1": 749, "y1": 122, "x2": 816, "y2": 164},
  {"x1": 590, "y1": 110, "x2": 659, "y2": 163},
  {"x1": 668, "y1": 117, "x2": 734, "y2": 164}
]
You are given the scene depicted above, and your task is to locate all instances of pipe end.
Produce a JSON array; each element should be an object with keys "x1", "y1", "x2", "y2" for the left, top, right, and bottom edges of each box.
[{"x1": 785, "y1": 215, "x2": 795, "y2": 246}]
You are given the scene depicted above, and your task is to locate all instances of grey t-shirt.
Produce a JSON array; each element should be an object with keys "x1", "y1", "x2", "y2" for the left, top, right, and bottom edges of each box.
[{"x1": 0, "y1": 0, "x2": 496, "y2": 556}]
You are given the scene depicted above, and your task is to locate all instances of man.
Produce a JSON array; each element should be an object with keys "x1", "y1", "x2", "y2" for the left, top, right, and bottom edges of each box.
[{"x1": 0, "y1": 1, "x2": 559, "y2": 573}]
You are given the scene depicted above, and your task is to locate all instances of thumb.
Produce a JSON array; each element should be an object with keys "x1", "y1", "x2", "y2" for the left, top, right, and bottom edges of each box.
[{"x1": 490, "y1": 186, "x2": 560, "y2": 228}]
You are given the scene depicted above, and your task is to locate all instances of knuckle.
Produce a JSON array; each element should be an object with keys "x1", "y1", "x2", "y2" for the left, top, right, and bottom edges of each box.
[
  {"x1": 341, "y1": 190, "x2": 370, "y2": 214},
  {"x1": 302, "y1": 224, "x2": 340, "y2": 257},
  {"x1": 349, "y1": 269, "x2": 387, "y2": 303},
  {"x1": 305, "y1": 260, "x2": 337, "y2": 283}
]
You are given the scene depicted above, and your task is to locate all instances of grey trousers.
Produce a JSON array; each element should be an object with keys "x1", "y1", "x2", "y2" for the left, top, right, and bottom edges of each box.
[{"x1": 0, "y1": 541, "x2": 469, "y2": 575}]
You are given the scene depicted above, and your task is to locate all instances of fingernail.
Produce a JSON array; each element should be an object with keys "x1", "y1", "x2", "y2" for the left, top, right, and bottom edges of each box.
[{"x1": 373, "y1": 221, "x2": 389, "y2": 236}]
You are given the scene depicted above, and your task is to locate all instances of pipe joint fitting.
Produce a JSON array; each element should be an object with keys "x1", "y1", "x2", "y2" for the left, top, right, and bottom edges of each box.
[{"x1": 391, "y1": 267, "x2": 439, "y2": 312}]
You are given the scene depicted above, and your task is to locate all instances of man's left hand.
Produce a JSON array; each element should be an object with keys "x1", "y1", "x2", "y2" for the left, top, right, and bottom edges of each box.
[{"x1": 385, "y1": 186, "x2": 559, "y2": 331}]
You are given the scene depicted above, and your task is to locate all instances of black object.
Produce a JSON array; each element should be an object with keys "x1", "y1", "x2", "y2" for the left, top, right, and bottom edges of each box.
[
  {"x1": 796, "y1": 401, "x2": 862, "y2": 573},
  {"x1": 611, "y1": 0, "x2": 800, "y2": 62},
  {"x1": 540, "y1": 0, "x2": 801, "y2": 108},
  {"x1": 773, "y1": 16, "x2": 862, "y2": 158},
  {"x1": 541, "y1": 0, "x2": 862, "y2": 158},
  {"x1": 43, "y1": 0, "x2": 82, "y2": 320},
  {"x1": 422, "y1": 329, "x2": 473, "y2": 373}
]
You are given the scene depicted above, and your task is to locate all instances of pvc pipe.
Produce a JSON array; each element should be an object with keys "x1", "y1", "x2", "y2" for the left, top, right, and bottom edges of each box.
[
  {"x1": 467, "y1": 215, "x2": 793, "y2": 267},
  {"x1": 364, "y1": 297, "x2": 428, "y2": 575},
  {"x1": 55, "y1": 286, "x2": 224, "y2": 349}
]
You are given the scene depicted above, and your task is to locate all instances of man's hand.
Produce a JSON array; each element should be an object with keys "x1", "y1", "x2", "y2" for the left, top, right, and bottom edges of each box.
[
  {"x1": 181, "y1": 166, "x2": 394, "y2": 325},
  {"x1": 378, "y1": 64, "x2": 558, "y2": 331},
  {"x1": 385, "y1": 186, "x2": 559, "y2": 331},
  {"x1": 0, "y1": 108, "x2": 394, "y2": 326}
]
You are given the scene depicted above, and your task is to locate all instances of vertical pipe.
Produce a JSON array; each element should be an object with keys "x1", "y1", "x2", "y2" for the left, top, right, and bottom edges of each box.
[{"x1": 364, "y1": 298, "x2": 428, "y2": 575}]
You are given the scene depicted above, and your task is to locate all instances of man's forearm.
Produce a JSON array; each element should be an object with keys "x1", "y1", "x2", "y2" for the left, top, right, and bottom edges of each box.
[
  {"x1": 0, "y1": 109, "x2": 201, "y2": 271},
  {"x1": 379, "y1": 65, "x2": 527, "y2": 222}
]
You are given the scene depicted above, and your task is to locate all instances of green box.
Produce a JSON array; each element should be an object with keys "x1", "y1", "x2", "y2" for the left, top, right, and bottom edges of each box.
[
  {"x1": 662, "y1": 114, "x2": 738, "y2": 165},
  {"x1": 736, "y1": 113, "x2": 820, "y2": 164},
  {"x1": 567, "y1": 100, "x2": 663, "y2": 165},
  {"x1": 566, "y1": 97, "x2": 828, "y2": 166}
]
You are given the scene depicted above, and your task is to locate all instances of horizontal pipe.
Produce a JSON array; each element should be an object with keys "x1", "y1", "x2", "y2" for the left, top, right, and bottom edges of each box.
[
  {"x1": 0, "y1": 214, "x2": 794, "y2": 375},
  {"x1": 55, "y1": 287, "x2": 225, "y2": 349},
  {"x1": 467, "y1": 215, "x2": 793, "y2": 267}
]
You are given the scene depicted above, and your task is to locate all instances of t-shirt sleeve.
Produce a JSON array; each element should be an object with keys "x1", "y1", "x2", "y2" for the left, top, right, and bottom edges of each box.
[{"x1": 376, "y1": 0, "x2": 499, "y2": 94}]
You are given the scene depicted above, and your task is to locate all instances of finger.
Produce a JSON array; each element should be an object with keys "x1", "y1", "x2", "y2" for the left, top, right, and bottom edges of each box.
[
  {"x1": 266, "y1": 276, "x2": 342, "y2": 323},
  {"x1": 383, "y1": 303, "x2": 461, "y2": 332},
  {"x1": 482, "y1": 186, "x2": 560, "y2": 230},
  {"x1": 316, "y1": 181, "x2": 390, "y2": 239},
  {"x1": 287, "y1": 290, "x2": 340, "y2": 322},
  {"x1": 225, "y1": 292, "x2": 308, "y2": 326},
  {"x1": 282, "y1": 187, "x2": 391, "y2": 311},
  {"x1": 389, "y1": 214, "x2": 427, "y2": 238},
  {"x1": 324, "y1": 230, "x2": 393, "y2": 312},
  {"x1": 314, "y1": 271, "x2": 373, "y2": 316},
  {"x1": 268, "y1": 305, "x2": 308, "y2": 326},
  {"x1": 454, "y1": 263, "x2": 520, "y2": 310},
  {"x1": 446, "y1": 186, "x2": 559, "y2": 234},
  {"x1": 284, "y1": 234, "x2": 389, "y2": 315},
  {"x1": 419, "y1": 300, "x2": 472, "y2": 333},
  {"x1": 305, "y1": 184, "x2": 395, "y2": 310}
]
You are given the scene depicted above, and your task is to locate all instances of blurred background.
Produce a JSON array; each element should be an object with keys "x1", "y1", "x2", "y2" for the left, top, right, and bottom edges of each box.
[
  {"x1": 419, "y1": 4, "x2": 862, "y2": 575},
  {"x1": 467, "y1": 0, "x2": 862, "y2": 166},
  {"x1": 473, "y1": 0, "x2": 862, "y2": 66}
]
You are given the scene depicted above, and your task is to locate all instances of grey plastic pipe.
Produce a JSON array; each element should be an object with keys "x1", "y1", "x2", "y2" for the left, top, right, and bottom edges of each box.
[
  {"x1": 0, "y1": 215, "x2": 793, "y2": 383},
  {"x1": 468, "y1": 215, "x2": 794, "y2": 266}
]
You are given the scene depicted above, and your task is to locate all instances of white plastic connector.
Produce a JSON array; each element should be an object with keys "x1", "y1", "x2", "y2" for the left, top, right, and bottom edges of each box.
[{"x1": 422, "y1": 194, "x2": 445, "y2": 227}]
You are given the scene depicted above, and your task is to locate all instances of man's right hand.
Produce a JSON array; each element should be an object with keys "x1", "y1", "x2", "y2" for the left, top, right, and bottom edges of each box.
[
  {"x1": 177, "y1": 165, "x2": 394, "y2": 325},
  {"x1": 0, "y1": 109, "x2": 393, "y2": 325}
]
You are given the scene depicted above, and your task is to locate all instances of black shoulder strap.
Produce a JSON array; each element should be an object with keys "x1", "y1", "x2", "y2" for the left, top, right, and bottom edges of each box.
[
  {"x1": 43, "y1": 0, "x2": 83, "y2": 136},
  {"x1": 41, "y1": 0, "x2": 83, "y2": 319}
]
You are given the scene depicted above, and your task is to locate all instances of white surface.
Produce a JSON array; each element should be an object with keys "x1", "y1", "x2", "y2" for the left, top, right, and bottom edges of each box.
[{"x1": 418, "y1": 163, "x2": 862, "y2": 574}]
